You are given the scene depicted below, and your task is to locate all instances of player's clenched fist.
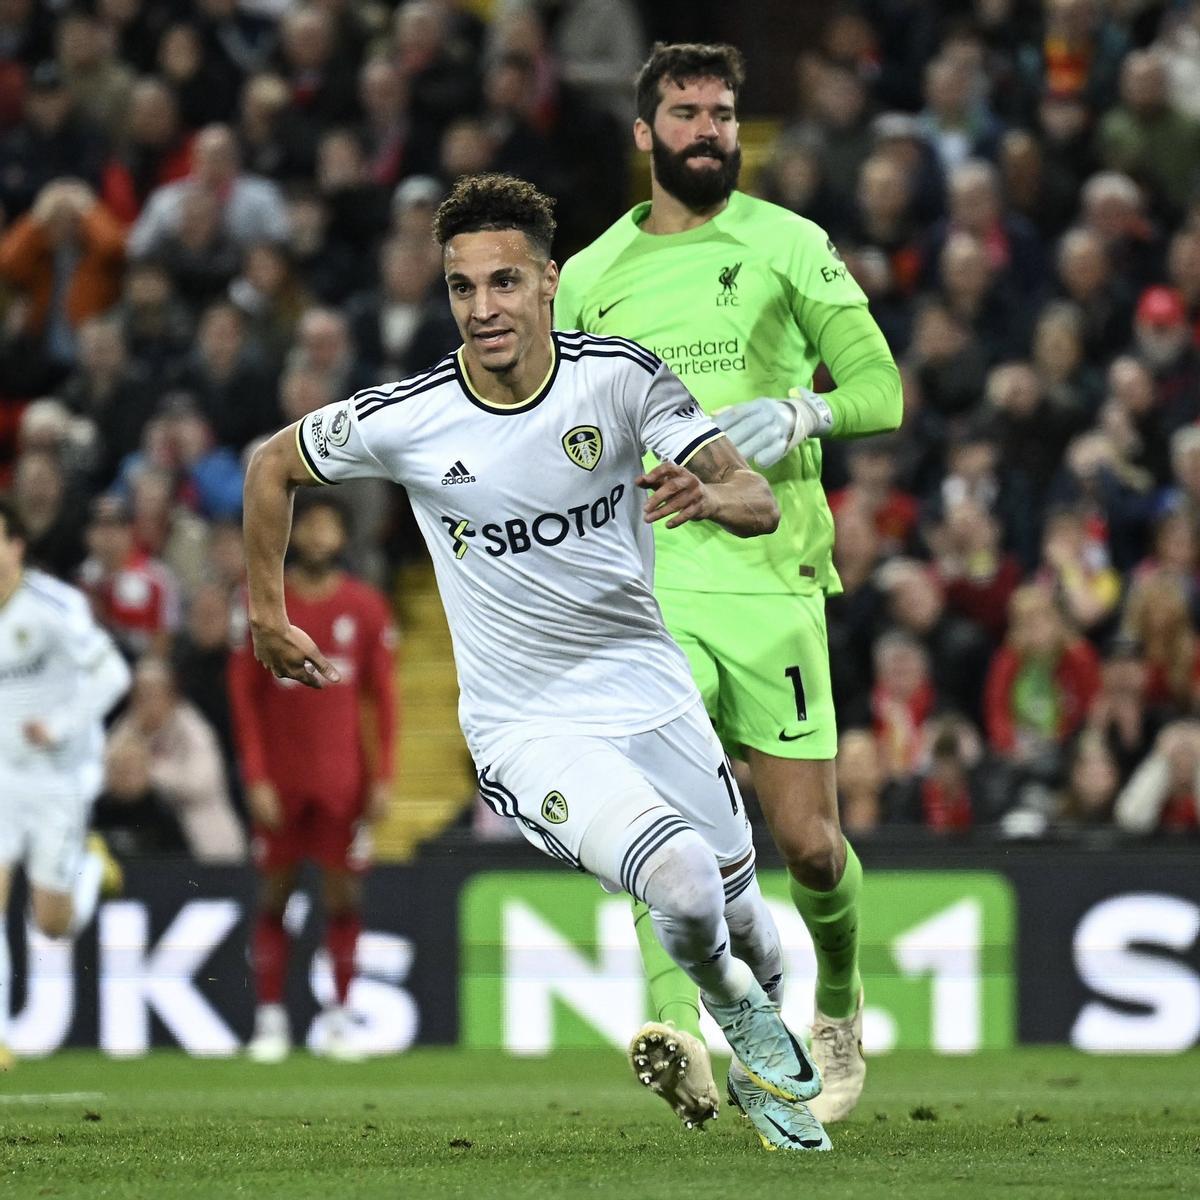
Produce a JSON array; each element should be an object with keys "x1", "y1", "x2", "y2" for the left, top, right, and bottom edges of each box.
[
  {"x1": 250, "y1": 621, "x2": 341, "y2": 689},
  {"x1": 637, "y1": 462, "x2": 714, "y2": 529}
]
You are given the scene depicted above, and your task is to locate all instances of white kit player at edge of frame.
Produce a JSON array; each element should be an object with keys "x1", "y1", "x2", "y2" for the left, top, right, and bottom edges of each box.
[
  {"x1": 241, "y1": 173, "x2": 827, "y2": 1141},
  {"x1": 0, "y1": 496, "x2": 131, "y2": 1071}
]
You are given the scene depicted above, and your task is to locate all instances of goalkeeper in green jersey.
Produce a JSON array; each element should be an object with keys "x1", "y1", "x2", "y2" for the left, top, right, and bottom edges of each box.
[{"x1": 555, "y1": 42, "x2": 902, "y2": 1148}]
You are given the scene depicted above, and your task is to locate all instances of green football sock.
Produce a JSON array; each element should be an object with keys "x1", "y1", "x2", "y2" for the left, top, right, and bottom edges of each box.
[
  {"x1": 632, "y1": 898, "x2": 703, "y2": 1037},
  {"x1": 789, "y1": 839, "x2": 863, "y2": 1020}
]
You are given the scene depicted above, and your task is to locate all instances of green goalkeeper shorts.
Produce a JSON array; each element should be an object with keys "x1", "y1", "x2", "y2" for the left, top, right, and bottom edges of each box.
[{"x1": 657, "y1": 587, "x2": 838, "y2": 761}]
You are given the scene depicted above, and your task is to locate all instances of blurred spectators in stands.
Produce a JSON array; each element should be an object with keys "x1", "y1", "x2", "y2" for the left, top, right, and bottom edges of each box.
[
  {"x1": 0, "y1": 179, "x2": 126, "y2": 382},
  {"x1": 169, "y1": 301, "x2": 277, "y2": 449},
  {"x1": 172, "y1": 580, "x2": 239, "y2": 803},
  {"x1": 917, "y1": 54, "x2": 1002, "y2": 173},
  {"x1": 228, "y1": 241, "x2": 315, "y2": 375},
  {"x1": 344, "y1": 234, "x2": 456, "y2": 378},
  {"x1": 900, "y1": 715, "x2": 993, "y2": 834},
  {"x1": 871, "y1": 630, "x2": 937, "y2": 783},
  {"x1": 93, "y1": 733, "x2": 190, "y2": 857},
  {"x1": 1054, "y1": 226, "x2": 1135, "y2": 366},
  {"x1": 1121, "y1": 573, "x2": 1200, "y2": 712},
  {"x1": 57, "y1": 315, "x2": 156, "y2": 487},
  {"x1": 56, "y1": 6, "x2": 134, "y2": 139},
  {"x1": 835, "y1": 729, "x2": 890, "y2": 835},
  {"x1": 1034, "y1": 505, "x2": 1122, "y2": 637},
  {"x1": 1114, "y1": 719, "x2": 1200, "y2": 834},
  {"x1": 77, "y1": 493, "x2": 178, "y2": 659},
  {"x1": 1095, "y1": 49, "x2": 1200, "y2": 219},
  {"x1": 0, "y1": 61, "x2": 106, "y2": 221},
  {"x1": 984, "y1": 584, "x2": 1100, "y2": 776},
  {"x1": 877, "y1": 557, "x2": 992, "y2": 722},
  {"x1": 827, "y1": 505, "x2": 885, "y2": 728},
  {"x1": 108, "y1": 655, "x2": 245, "y2": 862},
  {"x1": 1087, "y1": 634, "x2": 1164, "y2": 783},
  {"x1": 1004, "y1": 727, "x2": 1122, "y2": 838},
  {"x1": 928, "y1": 495, "x2": 1022, "y2": 644},
  {"x1": 828, "y1": 437, "x2": 918, "y2": 556},
  {"x1": 11, "y1": 448, "x2": 86, "y2": 579},
  {"x1": 114, "y1": 257, "x2": 193, "y2": 376},
  {"x1": 129, "y1": 124, "x2": 289, "y2": 259}
]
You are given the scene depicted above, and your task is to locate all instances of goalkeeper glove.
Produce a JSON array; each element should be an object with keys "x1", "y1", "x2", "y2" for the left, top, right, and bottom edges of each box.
[{"x1": 713, "y1": 389, "x2": 834, "y2": 468}]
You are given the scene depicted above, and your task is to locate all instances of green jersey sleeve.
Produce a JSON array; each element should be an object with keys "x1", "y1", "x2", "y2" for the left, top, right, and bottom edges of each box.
[
  {"x1": 803, "y1": 301, "x2": 903, "y2": 439},
  {"x1": 788, "y1": 222, "x2": 870, "y2": 311},
  {"x1": 782, "y1": 220, "x2": 902, "y2": 439}
]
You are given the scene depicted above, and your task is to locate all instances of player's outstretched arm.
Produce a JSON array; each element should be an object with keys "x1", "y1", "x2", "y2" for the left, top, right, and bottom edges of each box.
[
  {"x1": 637, "y1": 437, "x2": 779, "y2": 538},
  {"x1": 242, "y1": 424, "x2": 341, "y2": 689}
]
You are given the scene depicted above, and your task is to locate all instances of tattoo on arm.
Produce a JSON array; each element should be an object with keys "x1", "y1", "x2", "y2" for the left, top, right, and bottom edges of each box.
[{"x1": 684, "y1": 437, "x2": 749, "y2": 485}]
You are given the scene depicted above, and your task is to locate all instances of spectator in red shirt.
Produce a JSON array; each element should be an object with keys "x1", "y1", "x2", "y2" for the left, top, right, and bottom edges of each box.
[
  {"x1": 100, "y1": 77, "x2": 195, "y2": 225},
  {"x1": 870, "y1": 631, "x2": 936, "y2": 782},
  {"x1": 76, "y1": 494, "x2": 180, "y2": 658},
  {"x1": 930, "y1": 496, "x2": 1022, "y2": 643},
  {"x1": 984, "y1": 584, "x2": 1101, "y2": 772},
  {"x1": 916, "y1": 718, "x2": 981, "y2": 834},
  {"x1": 228, "y1": 493, "x2": 397, "y2": 1064},
  {"x1": 828, "y1": 436, "x2": 918, "y2": 556}
]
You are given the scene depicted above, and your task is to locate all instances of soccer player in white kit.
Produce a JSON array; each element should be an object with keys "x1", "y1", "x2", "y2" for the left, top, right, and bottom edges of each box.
[
  {"x1": 0, "y1": 497, "x2": 131, "y2": 1070},
  {"x1": 242, "y1": 174, "x2": 825, "y2": 1131}
]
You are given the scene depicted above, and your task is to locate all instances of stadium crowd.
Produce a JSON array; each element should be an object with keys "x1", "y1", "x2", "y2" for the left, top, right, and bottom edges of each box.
[{"x1": 0, "y1": 0, "x2": 1198, "y2": 854}]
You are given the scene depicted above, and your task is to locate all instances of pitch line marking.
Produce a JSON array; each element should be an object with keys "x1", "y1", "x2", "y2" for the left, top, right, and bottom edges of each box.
[{"x1": 0, "y1": 1091, "x2": 106, "y2": 1104}]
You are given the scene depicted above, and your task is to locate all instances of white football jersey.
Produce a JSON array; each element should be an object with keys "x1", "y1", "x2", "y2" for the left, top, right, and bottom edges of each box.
[
  {"x1": 0, "y1": 569, "x2": 118, "y2": 775},
  {"x1": 297, "y1": 331, "x2": 726, "y2": 763}
]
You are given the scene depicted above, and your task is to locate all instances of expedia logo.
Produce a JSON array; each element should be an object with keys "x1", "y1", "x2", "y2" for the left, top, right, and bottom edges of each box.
[
  {"x1": 821, "y1": 237, "x2": 848, "y2": 282},
  {"x1": 541, "y1": 791, "x2": 568, "y2": 824},
  {"x1": 440, "y1": 484, "x2": 625, "y2": 560},
  {"x1": 562, "y1": 425, "x2": 602, "y2": 471}
]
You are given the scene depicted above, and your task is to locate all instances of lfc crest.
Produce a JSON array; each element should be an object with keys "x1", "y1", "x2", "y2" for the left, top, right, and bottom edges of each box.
[{"x1": 562, "y1": 425, "x2": 603, "y2": 471}]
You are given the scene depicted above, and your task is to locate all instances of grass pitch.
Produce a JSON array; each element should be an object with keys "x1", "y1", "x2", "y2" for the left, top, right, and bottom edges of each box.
[{"x1": 1, "y1": 1048, "x2": 1197, "y2": 1199}]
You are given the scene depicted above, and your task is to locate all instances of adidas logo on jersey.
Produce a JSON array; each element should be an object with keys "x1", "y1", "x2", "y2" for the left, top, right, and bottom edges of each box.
[{"x1": 441, "y1": 460, "x2": 476, "y2": 485}]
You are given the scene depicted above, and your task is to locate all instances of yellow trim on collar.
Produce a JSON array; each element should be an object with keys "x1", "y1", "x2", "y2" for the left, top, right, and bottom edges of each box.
[{"x1": 456, "y1": 340, "x2": 557, "y2": 411}]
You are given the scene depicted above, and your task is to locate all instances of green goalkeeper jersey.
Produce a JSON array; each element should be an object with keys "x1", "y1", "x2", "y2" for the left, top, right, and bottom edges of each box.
[{"x1": 555, "y1": 190, "x2": 901, "y2": 597}]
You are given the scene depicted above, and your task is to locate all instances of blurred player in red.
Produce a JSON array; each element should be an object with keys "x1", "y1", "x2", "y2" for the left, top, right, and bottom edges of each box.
[{"x1": 228, "y1": 493, "x2": 397, "y2": 1062}]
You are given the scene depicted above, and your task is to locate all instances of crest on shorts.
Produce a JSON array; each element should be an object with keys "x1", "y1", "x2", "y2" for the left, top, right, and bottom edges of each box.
[
  {"x1": 562, "y1": 425, "x2": 602, "y2": 471},
  {"x1": 328, "y1": 405, "x2": 352, "y2": 447},
  {"x1": 541, "y1": 790, "x2": 569, "y2": 824}
]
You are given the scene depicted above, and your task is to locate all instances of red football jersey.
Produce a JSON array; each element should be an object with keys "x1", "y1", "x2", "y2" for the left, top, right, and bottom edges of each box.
[
  {"x1": 77, "y1": 549, "x2": 180, "y2": 655},
  {"x1": 228, "y1": 574, "x2": 398, "y2": 814}
]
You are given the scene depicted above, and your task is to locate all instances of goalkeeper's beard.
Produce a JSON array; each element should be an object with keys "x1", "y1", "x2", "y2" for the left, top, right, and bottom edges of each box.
[{"x1": 651, "y1": 132, "x2": 742, "y2": 210}]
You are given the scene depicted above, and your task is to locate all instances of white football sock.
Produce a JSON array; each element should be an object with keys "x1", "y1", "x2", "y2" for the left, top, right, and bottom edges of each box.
[
  {"x1": 723, "y1": 873, "x2": 785, "y2": 1005},
  {"x1": 641, "y1": 828, "x2": 754, "y2": 1006},
  {"x1": 68, "y1": 847, "x2": 104, "y2": 937}
]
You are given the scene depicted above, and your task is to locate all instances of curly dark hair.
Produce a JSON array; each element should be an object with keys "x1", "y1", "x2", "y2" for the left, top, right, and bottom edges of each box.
[
  {"x1": 635, "y1": 42, "x2": 746, "y2": 126},
  {"x1": 432, "y1": 173, "x2": 557, "y2": 259}
]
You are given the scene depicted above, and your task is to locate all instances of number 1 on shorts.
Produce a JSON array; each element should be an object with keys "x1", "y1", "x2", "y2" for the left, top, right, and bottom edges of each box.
[{"x1": 785, "y1": 664, "x2": 807, "y2": 721}]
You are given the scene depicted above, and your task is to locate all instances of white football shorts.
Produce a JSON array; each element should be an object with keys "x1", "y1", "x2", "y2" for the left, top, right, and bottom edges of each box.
[
  {"x1": 0, "y1": 767, "x2": 98, "y2": 893},
  {"x1": 477, "y1": 701, "x2": 753, "y2": 899}
]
